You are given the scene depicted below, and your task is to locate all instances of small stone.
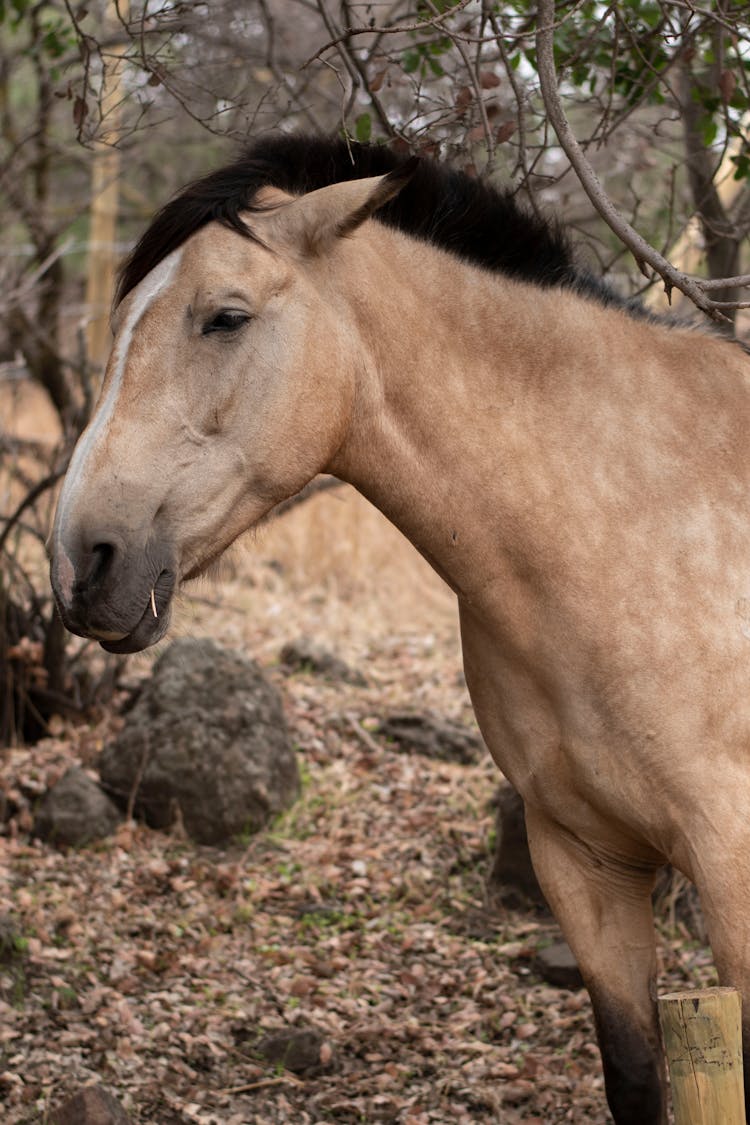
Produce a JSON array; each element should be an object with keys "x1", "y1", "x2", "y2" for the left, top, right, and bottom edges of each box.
[
  {"x1": 534, "y1": 942, "x2": 584, "y2": 990},
  {"x1": 50, "y1": 1084, "x2": 133, "y2": 1125},
  {"x1": 280, "y1": 637, "x2": 366, "y2": 685},
  {"x1": 34, "y1": 768, "x2": 122, "y2": 847},
  {"x1": 255, "y1": 1026, "x2": 335, "y2": 1075}
]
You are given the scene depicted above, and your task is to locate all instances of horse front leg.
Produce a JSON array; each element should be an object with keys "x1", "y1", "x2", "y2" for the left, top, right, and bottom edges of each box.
[{"x1": 524, "y1": 804, "x2": 667, "y2": 1125}]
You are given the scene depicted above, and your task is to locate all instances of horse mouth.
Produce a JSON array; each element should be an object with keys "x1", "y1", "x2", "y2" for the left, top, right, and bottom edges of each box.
[{"x1": 99, "y1": 570, "x2": 175, "y2": 654}]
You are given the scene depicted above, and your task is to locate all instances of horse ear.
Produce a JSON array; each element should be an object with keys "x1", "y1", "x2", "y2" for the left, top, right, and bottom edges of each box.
[{"x1": 272, "y1": 158, "x2": 419, "y2": 256}]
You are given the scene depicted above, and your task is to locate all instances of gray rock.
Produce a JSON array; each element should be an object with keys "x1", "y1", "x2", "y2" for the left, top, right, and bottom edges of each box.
[
  {"x1": 280, "y1": 637, "x2": 366, "y2": 685},
  {"x1": 34, "y1": 767, "x2": 122, "y2": 847},
  {"x1": 50, "y1": 1085, "x2": 133, "y2": 1125},
  {"x1": 378, "y1": 711, "x2": 484, "y2": 764},
  {"x1": 534, "y1": 941, "x2": 584, "y2": 990},
  {"x1": 99, "y1": 638, "x2": 299, "y2": 845},
  {"x1": 255, "y1": 1026, "x2": 335, "y2": 1075}
]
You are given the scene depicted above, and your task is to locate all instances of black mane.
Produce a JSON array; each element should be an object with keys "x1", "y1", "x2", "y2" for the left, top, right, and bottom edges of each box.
[{"x1": 116, "y1": 133, "x2": 634, "y2": 313}]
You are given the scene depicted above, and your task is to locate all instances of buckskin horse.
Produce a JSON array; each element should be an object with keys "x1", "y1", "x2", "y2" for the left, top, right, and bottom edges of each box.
[{"x1": 49, "y1": 134, "x2": 750, "y2": 1123}]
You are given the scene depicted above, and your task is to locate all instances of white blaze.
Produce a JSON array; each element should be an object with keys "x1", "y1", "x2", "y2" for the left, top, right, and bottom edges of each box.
[{"x1": 53, "y1": 248, "x2": 183, "y2": 592}]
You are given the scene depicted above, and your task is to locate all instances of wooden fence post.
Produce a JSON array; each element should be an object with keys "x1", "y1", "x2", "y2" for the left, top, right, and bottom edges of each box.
[
  {"x1": 659, "y1": 987, "x2": 745, "y2": 1124},
  {"x1": 85, "y1": 0, "x2": 129, "y2": 375}
]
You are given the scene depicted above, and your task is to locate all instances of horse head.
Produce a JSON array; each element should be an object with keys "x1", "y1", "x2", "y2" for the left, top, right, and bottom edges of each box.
[{"x1": 50, "y1": 168, "x2": 410, "y2": 652}]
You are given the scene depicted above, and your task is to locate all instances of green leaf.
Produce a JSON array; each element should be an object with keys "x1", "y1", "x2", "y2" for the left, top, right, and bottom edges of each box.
[
  {"x1": 40, "y1": 15, "x2": 75, "y2": 58},
  {"x1": 731, "y1": 152, "x2": 750, "y2": 182},
  {"x1": 355, "y1": 113, "x2": 371, "y2": 144},
  {"x1": 701, "y1": 116, "x2": 718, "y2": 147},
  {"x1": 428, "y1": 37, "x2": 451, "y2": 56},
  {"x1": 402, "y1": 49, "x2": 420, "y2": 75}
]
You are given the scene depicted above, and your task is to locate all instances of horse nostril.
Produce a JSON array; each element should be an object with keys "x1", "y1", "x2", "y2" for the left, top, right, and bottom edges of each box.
[{"x1": 84, "y1": 541, "x2": 117, "y2": 589}]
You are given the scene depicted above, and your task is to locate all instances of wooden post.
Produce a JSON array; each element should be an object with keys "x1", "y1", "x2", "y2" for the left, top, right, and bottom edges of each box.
[
  {"x1": 84, "y1": 1, "x2": 129, "y2": 375},
  {"x1": 659, "y1": 987, "x2": 745, "y2": 1124}
]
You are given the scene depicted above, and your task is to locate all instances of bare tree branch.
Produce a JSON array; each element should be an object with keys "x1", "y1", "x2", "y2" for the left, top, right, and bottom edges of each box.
[
  {"x1": 304, "y1": 0, "x2": 474, "y2": 66},
  {"x1": 0, "y1": 466, "x2": 67, "y2": 556},
  {"x1": 424, "y1": 0, "x2": 495, "y2": 170},
  {"x1": 696, "y1": 274, "x2": 750, "y2": 290},
  {"x1": 535, "y1": 0, "x2": 747, "y2": 322}
]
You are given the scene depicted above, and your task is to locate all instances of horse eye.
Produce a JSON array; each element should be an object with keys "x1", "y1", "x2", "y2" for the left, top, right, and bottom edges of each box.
[{"x1": 202, "y1": 310, "x2": 251, "y2": 336}]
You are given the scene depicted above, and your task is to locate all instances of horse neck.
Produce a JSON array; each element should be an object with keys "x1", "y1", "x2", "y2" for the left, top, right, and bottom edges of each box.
[
  {"x1": 327, "y1": 226, "x2": 547, "y2": 599},
  {"x1": 327, "y1": 225, "x2": 749, "y2": 607}
]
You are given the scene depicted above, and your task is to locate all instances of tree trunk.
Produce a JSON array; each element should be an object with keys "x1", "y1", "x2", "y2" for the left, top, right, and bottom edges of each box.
[{"x1": 677, "y1": 58, "x2": 741, "y2": 329}]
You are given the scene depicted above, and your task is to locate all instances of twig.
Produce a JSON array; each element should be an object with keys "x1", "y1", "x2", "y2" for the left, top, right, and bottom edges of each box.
[
  {"x1": 0, "y1": 517, "x2": 47, "y2": 546},
  {"x1": 2, "y1": 238, "x2": 75, "y2": 307},
  {"x1": 305, "y1": 0, "x2": 473, "y2": 66},
  {"x1": 695, "y1": 274, "x2": 750, "y2": 290},
  {"x1": 424, "y1": 0, "x2": 495, "y2": 171},
  {"x1": 314, "y1": 0, "x2": 360, "y2": 125},
  {"x1": 489, "y1": 5, "x2": 534, "y2": 201},
  {"x1": 0, "y1": 466, "x2": 67, "y2": 554},
  {"x1": 340, "y1": 0, "x2": 400, "y2": 138},
  {"x1": 665, "y1": 1, "x2": 750, "y2": 40},
  {"x1": 223, "y1": 1074, "x2": 304, "y2": 1094},
  {"x1": 0, "y1": 433, "x2": 56, "y2": 458},
  {"x1": 258, "y1": 0, "x2": 323, "y2": 133},
  {"x1": 343, "y1": 713, "x2": 382, "y2": 756}
]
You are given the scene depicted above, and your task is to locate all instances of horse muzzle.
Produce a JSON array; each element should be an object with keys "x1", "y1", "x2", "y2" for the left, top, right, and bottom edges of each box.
[{"x1": 50, "y1": 534, "x2": 176, "y2": 654}]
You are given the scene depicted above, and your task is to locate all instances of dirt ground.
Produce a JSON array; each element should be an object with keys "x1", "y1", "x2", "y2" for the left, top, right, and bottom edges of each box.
[{"x1": 0, "y1": 386, "x2": 718, "y2": 1124}]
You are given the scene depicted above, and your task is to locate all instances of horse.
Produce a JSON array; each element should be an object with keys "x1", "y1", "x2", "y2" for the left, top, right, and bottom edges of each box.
[{"x1": 49, "y1": 133, "x2": 750, "y2": 1125}]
